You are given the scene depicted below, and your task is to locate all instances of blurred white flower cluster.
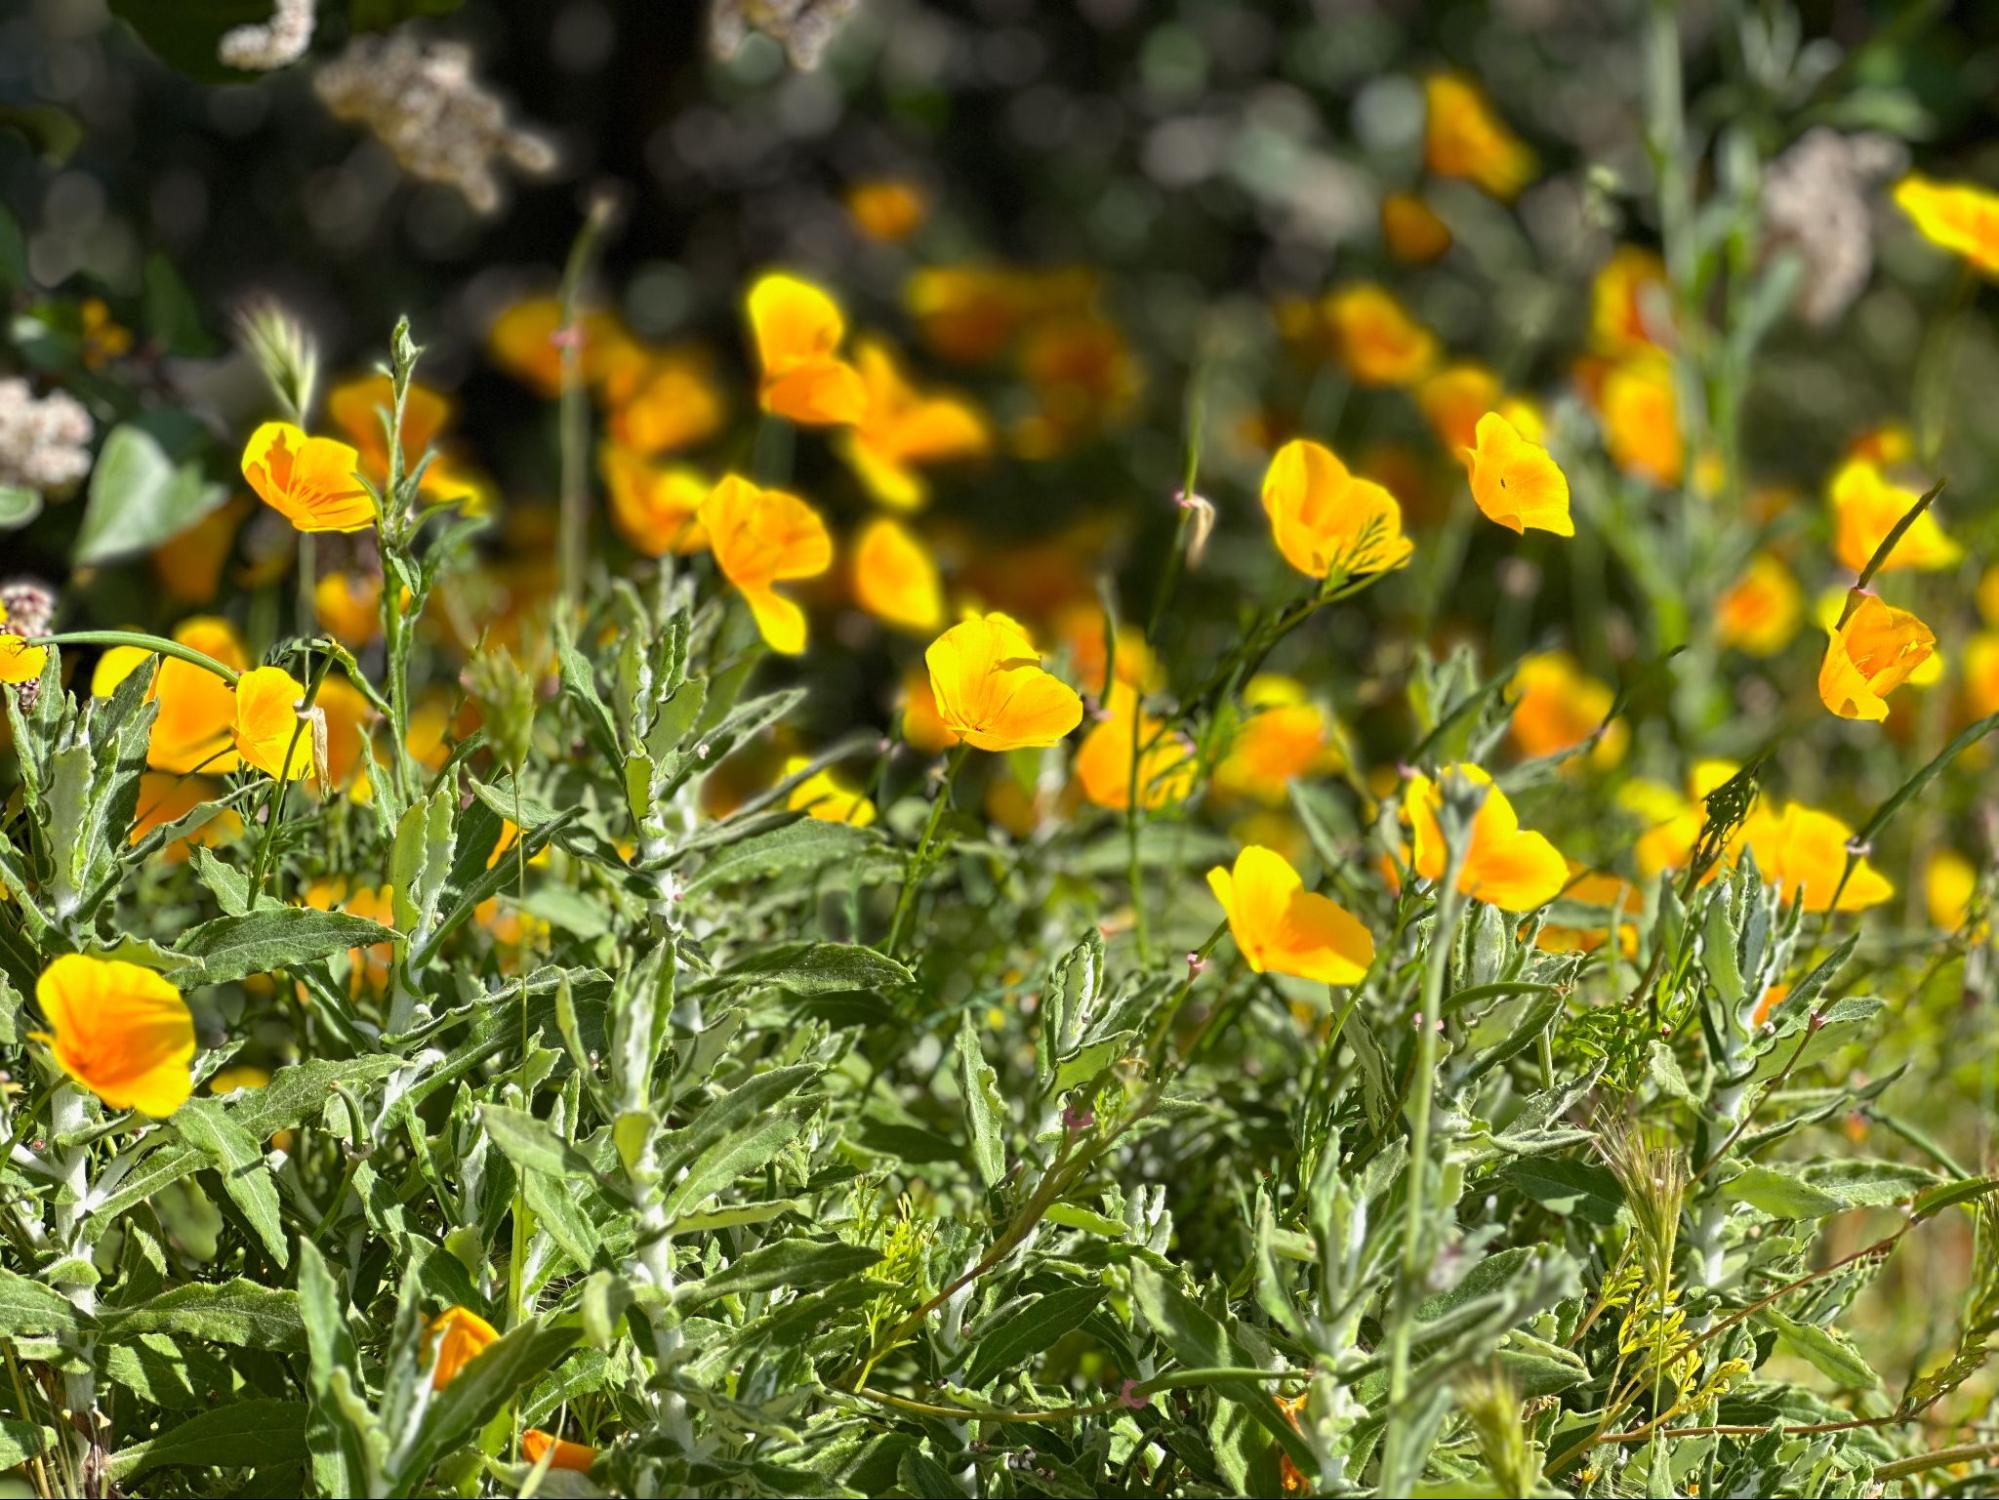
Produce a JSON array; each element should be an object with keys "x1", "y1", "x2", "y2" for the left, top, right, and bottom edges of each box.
[
  {"x1": 1763, "y1": 127, "x2": 1907, "y2": 327},
  {"x1": 217, "y1": 0, "x2": 315, "y2": 72},
  {"x1": 710, "y1": 0, "x2": 861, "y2": 70},
  {"x1": 0, "y1": 378, "x2": 92, "y2": 494},
  {"x1": 312, "y1": 35, "x2": 557, "y2": 215}
]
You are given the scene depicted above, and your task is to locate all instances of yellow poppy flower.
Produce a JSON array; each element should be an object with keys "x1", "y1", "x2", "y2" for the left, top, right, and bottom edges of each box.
[
  {"x1": 241, "y1": 421, "x2": 374, "y2": 533},
  {"x1": 784, "y1": 755, "x2": 876, "y2": 826},
  {"x1": 853, "y1": 517, "x2": 944, "y2": 633},
  {"x1": 147, "y1": 617, "x2": 251, "y2": 774},
  {"x1": 1424, "y1": 74, "x2": 1534, "y2": 199},
  {"x1": 232, "y1": 666, "x2": 316, "y2": 782},
  {"x1": 1206, "y1": 844, "x2": 1374, "y2": 984},
  {"x1": 1827, "y1": 458, "x2": 1958, "y2": 575},
  {"x1": 1326, "y1": 284, "x2": 1438, "y2": 387},
  {"x1": 314, "y1": 572, "x2": 383, "y2": 648},
  {"x1": 427, "y1": 1306, "x2": 499, "y2": 1390},
  {"x1": 1213, "y1": 676, "x2": 1339, "y2": 804},
  {"x1": 1054, "y1": 604, "x2": 1157, "y2": 700},
  {"x1": 1626, "y1": 759, "x2": 1741, "y2": 881},
  {"x1": 1742, "y1": 801, "x2": 1892, "y2": 913},
  {"x1": 303, "y1": 878, "x2": 396, "y2": 994},
  {"x1": 30, "y1": 955, "x2": 195, "y2": 1118},
  {"x1": 1508, "y1": 652, "x2": 1625, "y2": 767},
  {"x1": 1012, "y1": 313, "x2": 1142, "y2": 457},
  {"x1": 1074, "y1": 682, "x2": 1194, "y2": 812},
  {"x1": 207, "y1": 1065, "x2": 272, "y2": 1096},
  {"x1": 839, "y1": 340, "x2": 990, "y2": 510},
  {"x1": 1590, "y1": 246, "x2": 1671, "y2": 352},
  {"x1": 603, "y1": 348, "x2": 727, "y2": 456},
  {"x1": 1925, "y1": 850, "x2": 1979, "y2": 932},
  {"x1": 1600, "y1": 356, "x2": 1683, "y2": 486},
  {"x1": 600, "y1": 446, "x2": 709, "y2": 556},
  {"x1": 131, "y1": 772, "x2": 241, "y2": 862},
  {"x1": 1381, "y1": 190, "x2": 1452, "y2": 263},
  {"x1": 1893, "y1": 175, "x2": 1999, "y2": 276},
  {"x1": 486, "y1": 297, "x2": 637, "y2": 395},
  {"x1": 1417, "y1": 363, "x2": 1502, "y2": 453},
  {"x1": 1464, "y1": 411, "x2": 1573, "y2": 536},
  {"x1": 906, "y1": 264, "x2": 1028, "y2": 365},
  {"x1": 898, "y1": 667, "x2": 960, "y2": 754},
  {"x1": 846, "y1": 179, "x2": 928, "y2": 243},
  {"x1": 0, "y1": 633, "x2": 46, "y2": 685},
  {"x1": 698, "y1": 475, "x2": 834, "y2": 656},
  {"x1": 1261, "y1": 438, "x2": 1415, "y2": 578},
  {"x1": 1403, "y1": 764, "x2": 1568, "y2": 912},
  {"x1": 327, "y1": 373, "x2": 452, "y2": 485},
  {"x1": 923, "y1": 611, "x2": 1083, "y2": 752},
  {"x1": 1818, "y1": 594, "x2": 1934, "y2": 722},
  {"x1": 1716, "y1": 553, "x2": 1804, "y2": 657},
  {"x1": 1966, "y1": 632, "x2": 1999, "y2": 719},
  {"x1": 746, "y1": 273, "x2": 868, "y2": 426}
]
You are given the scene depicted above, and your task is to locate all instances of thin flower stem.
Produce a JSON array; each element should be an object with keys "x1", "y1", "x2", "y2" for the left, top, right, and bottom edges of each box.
[
  {"x1": 885, "y1": 743, "x2": 970, "y2": 958},
  {"x1": 32, "y1": 631, "x2": 240, "y2": 686},
  {"x1": 557, "y1": 193, "x2": 619, "y2": 620}
]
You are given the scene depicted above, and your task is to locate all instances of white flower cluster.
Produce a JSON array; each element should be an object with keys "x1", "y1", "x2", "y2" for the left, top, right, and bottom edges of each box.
[
  {"x1": 312, "y1": 36, "x2": 557, "y2": 216},
  {"x1": 217, "y1": 0, "x2": 316, "y2": 72},
  {"x1": 710, "y1": 0, "x2": 861, "y2": 70},
  {"x1": 0, "y1": 379, "x2": 92, "y2": 494},
  {"x1": 1763, "y1": 127, "x2": 1907, "y2": 327}
]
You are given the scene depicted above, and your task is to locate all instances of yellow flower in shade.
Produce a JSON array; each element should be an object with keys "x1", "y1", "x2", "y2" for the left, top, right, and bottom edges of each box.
[
  {"x1": 314, "y1": 572, "x2": 383, "y2": 648},
  {"x1": 1978, "y1": 565, "x2": 1999, "y2": 627},
  {"x1": 1381, "y1": 190, "x2": 1452, "y2": 263},
  {"x1": 1055, "y1": 603, "x2": 1157, "y2": 700},
  {"x1": 327, "y1": 373, "x2": 450, "y2": 482},
  {"x1": 1326, "y1": 284, "x2": 1438, "y2": 387},
  {"x1": 1464, "y1": 412, "x2": 1572, "y2": 536},
  {"x1": 1742, "y1": 801, "x2": 1892, "y2": 913},
  {"x1": 1074, "y1": 683, "x2": 1194, "y2": 812},
  {"x1": 784, "y1": 755, "x2": 877, "y2": 826},
  {"x1": 1625, "y1": 760, "x2": 1740, "y2": 881},
  {"x1": 698, "y1": 476, "x2": 834, "y2": 656},
  {"x1": 80, "y1": 297, "x2": 133, "y2": 368},
  {"x1": 923, "y1": 611, "x2": 1083, "y2": 752},
  {"x1": 207, "y1": 1065, "x2": 272, "y2": 1096},
  {"x1": 1012, "y1": 314, "x2": 1142, "y2": 457},
  {"x1": 1416, "y1": 363, "x2": 1502, "y2": 453},
  {"x1": 846, "y1": 179, "x2": 928, "y2": 243},
  {"x1": 1206, "y1": 845, "x2": 1374, "y2": 984},
  {"x1": 1403, "y1": 764, "x2": 1568, "y2": 912},
  {"x1": 427, "y1": 1306, "x2": 499, "y2": 1390},
  {"x1": 131, "y1": 772, "x2": 241, "y2": 862},
  {"x1": 600, "y1": 446, "x2": 709, "y2": 557},
  {"x1": 1827, "y1": 459, "x2": 1957, "y2": 575},
  {"x1": 486, "y1": 298, "x2": 638, "y2": 396},
  {"x1": 0, "y1": 633, "x2": 46, "y2": 685},
  {"x1": 304, "y1": 878, "x2": 396, "y2": 994},
  {"x1": 853, "y1": 517, "x2": 944, "y2": 633},
  {"x1": 1893, "y1": 176, "x2": 1999, "y2": 276},
  {"x1": 1926, "y1": 850, "x2": 1980, "y2": 932},
  {"x1": 1590, "y1": 247, "x2": 1671, "y2": 352},
  {"x1": 840, "y1": 340, "x2": 990, "y2": 510},
  {"x1": 147, "y1": 617, "x2": 251, "y2": 774},
  {"x1": 1213, "y1": 676, "x2": 1340, "y2": 804},
  {"x1": 1716, "y1": 553, "x2": 1804, "y2": 657},
  {"x1": 899, "y1": 668, "x2": 959, "y2": 754},
  {"x1": 233, "y1": 666, "x2": 316, "y2": 781},
  {"x1": 906, "y1": 265, "x2": 1029, "y2": 365},
  {"x1": 1507, "y1": 652, "x2": 1625, "y2": 767},
  {"x1": 747, "y1": 273, "x2": 868, "y2": 426},
  {"x1": 30, "y1": 955, "x2": 194, "y2": 1118},
  {"x1": 1423, "y1": 74, "x2": 1534, "y2": 198},
  {"x1": 241, "y1": 422, "x2": 373, "y2": 533},
  {"x1": 522, "y1": 1431, "x2": 598, "y2": 1474},
  {"x1": 1818, "y1": 594, "x2": 1935, "y2": 722},
  {"x1": 603, "y1": 348, "x2": 727, "y2": 457},
  {"x1": 1600, "y1": 356, "x2": 1683, "y2": 486},
  {"x1": 1967, "y1": 632, "x2": 1999, "y2": 720},
  {"x1": 153, "y1": 500, "x2": 247, "y2": 605},
  {"x1": 1261, "y1": 438, "x2": 1415, "y2": 578}
]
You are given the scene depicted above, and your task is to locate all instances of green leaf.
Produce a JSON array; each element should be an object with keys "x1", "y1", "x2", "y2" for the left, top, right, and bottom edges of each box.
[
  {"x1": 956, "y1": 1011, "x2": 1008, "y2": 1190},
  {"x1": 101, "y1": 1280, "x2": 304, "y2": 1350},
  {"x1": 176, "y1": 908, "x2": 396, "y2": 985},
  {"x1": 0, "y1": 1268, "x2": 90, "y2": 1336},
  {"x1": 1723, "y1": 1165, "x2": 1846, "y2": 1220},
  {"x1": 676, "y1": 1239, "x2": 883, "y2": 1308},
  {"x1": 710, "y1": 941, "x2": 914, "y2": 997},
  {"x1": 964, "y1": 1284, "x2": 1104, "y2": 1389},
  {"x1": 107, "y1": 1398, "x2": 306, "y2": 1483},
  {"x1": 73, "y1": 424, "x2": 226, "y2": 565},
  {"x1": 1913, "y1": 1176, "x2": 1999, "y2": 1221},
  {"x1": 478, "y1": 1105, "x2": 615, "y2": 1193},
  {"x1": 685, "y1": 819, "x2": 882, "y2": 892},
  {"x1": 173, "y1": 1098, "x2": 288, "y2": 1266},
  {"x1": 1758, "y1": 1307, "x2": 1882, "y2": 1391},
  {"x1": 1497, "y1": 1158, "x2": 1623, "y2": 1224},
  {"x1": 661, "y1": 1101, "x2": 816, "y2": 1216},
  {"x1": 297, "y1": 1241, "x2": 374, "y2": 1497},
  {"x1": 0, "y1": 485, "x2": 41, "y2": 530}
]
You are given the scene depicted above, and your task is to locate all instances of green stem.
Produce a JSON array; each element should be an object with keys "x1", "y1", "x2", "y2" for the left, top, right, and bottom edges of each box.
[
  {"x1": 32, "y1": 631, "x2": 240, "y2": 686},
  {"x1": 885, "y1": 743, "x2": 970, "y2": 957},
  {"x1": 558, "y1": 195, "x2": 619, "y2": 619}
]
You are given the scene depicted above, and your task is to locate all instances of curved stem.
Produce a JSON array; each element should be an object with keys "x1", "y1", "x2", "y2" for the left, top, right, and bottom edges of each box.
[{"x1": 32, "y1": 631, "x2": 240, "y2": 686}]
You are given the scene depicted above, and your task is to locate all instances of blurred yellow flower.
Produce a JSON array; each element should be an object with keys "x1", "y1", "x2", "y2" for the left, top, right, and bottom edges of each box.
[
  {"x1": 1590, "y1": 246, "x2": 1671, "y2": 352},
  {"x1": 784, "y1": 755, "x2": 877, "y2": 826},
  {"x1": 1966, "y1": 632, "x2": 1999, "y2": 719},
  {"x1": 1464, "y1": 411, "x2": 1572, "y2": 536},
  {"x1": 1828, "y1": 458, "x2": 1957, "y2": 574},
  {"x1": 1423, "y1": 74, "x2": 1534, "y2": 199},
  {"x1": 131, "y1": 772, "x2": 240, "y2": 861},
  {"x1": 1925, "y1": 849, "x2": 1980, "y2": 932},
  {"x1": 328, "y1": 373, "x2": 451, "y2": 483},
  {"x1": 1625, "y1": 759, "x2": 1740, "y2": 880},
  {"x1": 314, "y1": 571, "x2": 382, "y2": 647},
  {"x1": 1213, "y1": 676, "x2": 1340, "y2": 804},
  {"x1": 1978, "y1": 565, "x2": 1999, "y2": 627},
  {"x1": 1381, "y1": 190, "x2": 1451, "y2": 263},
  {"x1": 241, "y1": 421, "x2": 374, "y2": 533},
  {"x1": 153, "y1": 500, "x2": 246, "y2": 605},
  {"x1": 1417, "y1": 363, "x2": 1500, "y2": 453},
  {"x1": 1261, "y1": 437, "x2": 1415, "y2": 578},
  {"x1": 1818, "y1": 595, "x2": 1934, "y2": 722},
  {"x1": 1508, "y1": 652, "x2": 1625, "y2": 767},
  {"x1": 1013, "y1": 313, "x2": 1141, "y2": 456},
  {"x1": 1404, "y1": 764, "x2": 1568, "y2": 911},
  {"x1": 304, "y1": 877, "x2": 395, "y2": 993},
  {"x1": 747, "y1": 272, "x2": 868, "y2": 426},
  {"x1": 924, "y1": 611, "x2": 1082, "y2": 752},
  {"x1": 601, "y1": 446, "x2": 709, "y2": 557},
  {"x1": 1206, "y1": 844, "x2": 1374, "y2": 984},
  {"x1": 1893, "y1": 175, "x2": 1999, "y2": 276},
  {"x1": 1742, "y1": 800, "x2": 1891, "y2": 913},
  {"x1": 80, "y1": 296, "x2": 133, "y2": 368},
  {"x1": 427, "y1": 1306, "x2": 499, "y2": 1390},
  {"x1": 1716, "y1": 553, "x2": 1804, "y2": 657},
  {"x1": 898, "y1": 666, "x2": 959, "y2": 753},
  {"x1": 316, "y1": 677, "x2": 376, "y2": 793},
  {"x1": 698, "y1": 475, "x2": 834, "y2": 656},
  {"x1": 31, "y1": 955, "x2": 194, "y2": 1118},
  {"x1": 1055, "y1": 604, "x2": 1157, "y2": 700},
  {"x1": 486, "y1": 297, "x2": 637, "y2": 395},
  {"x1": 232, "y1": 666, "x2": 315, "y2": 781},
  {"x1": 840, "y1": 340, "x2": 990, "y2": 509},
  {"x1": 853, "y1": 517, "x2": 944, "y2": 633},
  {"x1": 147, "y1": 617, "x2": 250, "y2": 774},
  {"x1": 906, "y1": 265, "x2": 1028, "y2": 364},
  {"x1": 847, "y1": 178, "x2": 928, "y2": 243},
  {"x1": 1326, "y1": 284, "x2": 1438, "y2": 387},
  {"x1": 1601, "y1": 356, "x2": 1683, "y2": 486},
  {"x1": 602, "y1": 347, "x2": 727, "y2": 456},
  {"x1": 207, "y1": 1065, "x2": 272, "y2": 1096},
  {"x1": 0, "y1": 633, "x2": 45, "y2": 685},
  {"x1": 1075, "y1": 682, "x2": 1193, "y2": 811}
]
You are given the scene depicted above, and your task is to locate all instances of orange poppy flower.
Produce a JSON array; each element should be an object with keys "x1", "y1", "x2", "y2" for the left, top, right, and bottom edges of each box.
[
  {"x1": 131, "y1": 772, "x2": 240, "y2": 862},
  {"x1": 233, "y1": 666, "x2": 317, "y2": 782},
  {"x1": 853, "y1": 517, "x2": 944, "y2": 633},
  {"x1": 1591, "y1": 246, "x2": 1671, "y2": 352},
  {"x1": 1206, "y1": 844, "x2": 1374, "y2": 984},
  {"x1": 1424, "y1": 74, "x2": 1534, "y2": 199},
  {"x1": 486, "y1": 297, "x2": 637, "y2": 395},
  {"x1": 1261, "y1": 438, "x2": 1415, "y2": 578},
  {"x1": 746, "y1": 273, "x2": 868, "y2": 426},
  {"x1": 1742, "y1": 801, "x2": 1891, "y2": 913},
  {"x1": 923, "y1": 612, "x2": 1083, "y2": 752},
  {"x1": 1404, "y1": 764, "x2": 1568, "y2": 912},
  {"x1": 1325, "y1": 284, "x2": 1438, "y2": 387},
  {"x1": 145, "y1": 617, "x2": 251, "y2": 774},
  {"x1": 1827, "y1": 459, "x2": 1957, "y2": 575},
  {"x1": 1074, "y1": 682, "x2": 1194, "y2": 811},
  {"x1": 1464, "y1": 412, "x2": 1572, "y2": 536},
  {"x1": 600, "y1": 446, "x2": 709, "y2": 557},
  {"x1": 314, "y1": 571, "x2": 383, "y2": 648},
  {"x1": 846, "y1": 179, "x2": 928, "y2": 243},
  {"x1": 603, "y1": 348, "x2": 727, "y2": 456},
  {"x1": 1213, "y1": 676, "x2": 1340, "y2": 803},
  {"x1": 241, "y1": 422, "x2": 374, "y2": 533},
  {"x1": 152, "y1": 500, "x2": 247, "y2": 606},
  {"x1": 522, "y1": 1430, "x2": 598, "y2": 1473},
  {"x1": 1818, "y1": 594, "x2": 1934, "y2": 722},
  {"x1": 1600, "y1": 357, "x2": 1683, "y2": 486},
  {"x1": 1381, "y1": 190, "x2": 1451, "y2": 263},
  {"x1": 1716, "y1": 553, "x2": 1804, "y2": 657},
  {"x1": 698, "y1": 476, "x2": 834, "y2": 656},
  {"x1": 31, "y1": 955, "x2": 195, "y2": 1118},
  {"x1": 785, "y1": 756, "x2": 877, "y2": 826},
  {"x1": 839, "y1": 340, "x2": 990, "y2": 510},
  {"x1": 898, "y1": 667, "x2": 959, "y2": 754},
  {"x1": 1893, "y1": 175, "x2": 1999, "y2": 276},
  {"x1": 1508, "y1": 652, "x2": 1625, "y2": 767},
  {"x1": 427, "y1": 1306, "x2": 499, "y2": 1389},
  {"x1": 1966, "y1": 632, "x2": 1999, "y2": 720}
]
